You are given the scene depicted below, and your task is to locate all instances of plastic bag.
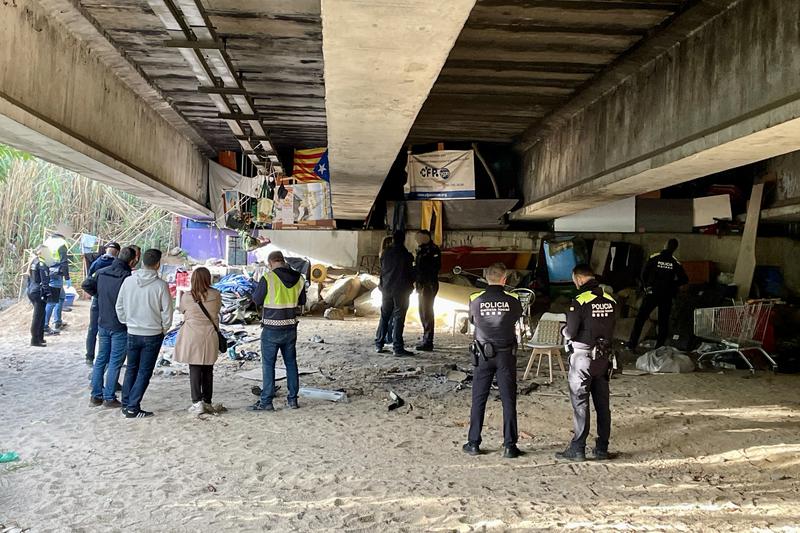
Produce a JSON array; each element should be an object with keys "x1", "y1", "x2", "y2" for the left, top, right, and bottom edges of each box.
[{"x1": 636, "y1": 346, "x2": 695, "y2": 373}]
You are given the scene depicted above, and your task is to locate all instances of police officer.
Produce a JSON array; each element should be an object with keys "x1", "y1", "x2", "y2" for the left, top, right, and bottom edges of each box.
[
  {"x1": 375, "y1": 230, "x2": 415, "y2": 356},
  {"x1": 42, "y1": 224, "x2": 71, "y2": 334},
  {"x1": 463, "y1": 263, "x2": 524, "y2": 459},
  {"x1": 27, "y1": 245, "x2": 51, "y2": 347},
  {"x1": 250, "y1": 250, "x2": 307, "y2": 411},
  {"x1": 628, "y1": 238, "x2": 688, "y2": 350},
  {"x1": 414, "y1": 229, "x2": 441, "y2": 351},
  {"x1": 556, "y1": 264, "x2": 618, "y2": 462}
]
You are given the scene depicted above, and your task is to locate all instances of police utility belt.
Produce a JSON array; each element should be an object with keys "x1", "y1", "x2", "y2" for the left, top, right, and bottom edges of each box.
[{"x1": 470, "y1": 340, "x2": 516, "y2": 366}]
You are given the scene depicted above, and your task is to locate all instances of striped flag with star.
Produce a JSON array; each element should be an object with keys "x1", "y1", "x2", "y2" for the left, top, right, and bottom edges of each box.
[{"x1": 292, "y1": 147, "x2": 329, "y2": 182}]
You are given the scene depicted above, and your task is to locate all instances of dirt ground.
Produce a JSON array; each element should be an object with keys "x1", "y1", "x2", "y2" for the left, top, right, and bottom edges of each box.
[{"x1": 1, "y1": 299, "x2": 800, "y2": 532}]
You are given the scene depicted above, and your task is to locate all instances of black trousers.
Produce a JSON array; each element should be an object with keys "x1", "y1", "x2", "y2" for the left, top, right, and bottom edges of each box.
[
  {"x1": 29, "y1": 295, "x2": 46, "y2": 343},
  {"x1": 189, "y1": 364, "x2": 214, "y2": 403},
  {"x1": 417, "y1": 283, "x2": 438, "y2": 346},
  {"x1": 568, "y1": 350, "x2": 611, "y2": 452},
  {"x1": 468, "y1": 350, "x2": 518, "y2": 447},
  {"x1": 630, "y1": 293, "x2": 673, "y2": 348},
  {"x1": 375, "y1": 291, "x2": 410, "y2": 351}
]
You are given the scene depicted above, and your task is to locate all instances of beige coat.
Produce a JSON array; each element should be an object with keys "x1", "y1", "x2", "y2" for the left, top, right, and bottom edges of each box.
[{"x1": 173, "y1": 288, "x2": 222, "y2": 366}]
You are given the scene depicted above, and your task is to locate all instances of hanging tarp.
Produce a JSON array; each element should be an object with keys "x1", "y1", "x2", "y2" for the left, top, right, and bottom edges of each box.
[
  {"x1": 405, "y1": 150, "x2": 475, "y2": 200},
  {"x1": 208, "y1": 161, "x2": 268, "y2": 227}
]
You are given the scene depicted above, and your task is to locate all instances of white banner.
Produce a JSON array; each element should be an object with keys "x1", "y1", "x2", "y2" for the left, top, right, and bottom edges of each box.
[{"x1": 405, "y1": 150, "x2": 475, "y2": 199}]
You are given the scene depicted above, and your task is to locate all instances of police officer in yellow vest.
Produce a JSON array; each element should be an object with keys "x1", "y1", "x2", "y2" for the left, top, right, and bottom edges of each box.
[
  {"x1": 249, "y1": 251, "x2": 307, "y2": 411},
  {"x1": 556, "y1": 264, "x2": 618, "y2": 462},
  {"x1": 42, "y1": 225, "x2": 72, "y2": 333}
]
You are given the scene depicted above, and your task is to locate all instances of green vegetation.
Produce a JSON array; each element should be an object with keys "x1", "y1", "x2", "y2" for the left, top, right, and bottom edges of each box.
[{"x1": 0, "y1": 144, "x2": 176, "y2": 298}]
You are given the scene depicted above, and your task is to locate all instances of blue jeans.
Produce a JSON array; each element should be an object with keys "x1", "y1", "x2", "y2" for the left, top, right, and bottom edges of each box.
[
  {"x1": 122, "y1": 333, "x2": 164, "y2": 412},
  {"x1": 44, "y1": 286, "x2": 64, "y2": 327},
  {"x1": 85, "y1": 298, "x2": 99, "y2": 358},
  {"x1": 91, "y1": 327, "x2": 128, "y2": 401},
  {"x1": 260, "y1": 327, "x2": 299, "y2": 406}
]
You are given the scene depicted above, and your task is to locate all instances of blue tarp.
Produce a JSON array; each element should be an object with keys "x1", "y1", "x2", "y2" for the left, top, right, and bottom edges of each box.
[{"x1": 213, "y1": 274, "x2": 256, "y2": 295}]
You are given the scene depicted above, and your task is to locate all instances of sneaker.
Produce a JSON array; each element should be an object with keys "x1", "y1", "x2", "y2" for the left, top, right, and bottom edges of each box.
[
  {"x1": 123, "y1": 408, "x2": 154, "y2": 418},
  {"x1": 415, "y1": 344, "x2": 433, "y2": 352},
  {"x1": 374, "y1": 346, "x2": 386, "y2": 354},
  {"x1": 462, "y1": 442, "x2": 481, "y2": 456},
  {"x1": 89, "y1": 396, "x2": 103, "y2": 406},
  {"x1": 287, "y1": 400, "x2": 299, "y2": 410},
  {"x1": 393, "y1": 348, "x2": 414, "y2": 357},
  {"x1": 103, "y1": 399, "x2": 122, "y2": 409},
  {"x1": 54, "y1": 321, "x2": 67, "y2": 330},
  {"x1": 555, "y1": 446, "x2": 586, "y2": 462},
  {"x1": 592, "y1": 448, "x2": 610, "y2": 461},
  {"x1": 188, "y1": 402, "x2": 206, "y2": 415},
  {"x1": 503, "y1": 445, "x2": 525, "y2": 459},
  {"x1": 247, "y1": 402, "x2": 275, "y2": 412},
  {"x1": 44, "y1": 327, "x2": 60, "y2": 336}
]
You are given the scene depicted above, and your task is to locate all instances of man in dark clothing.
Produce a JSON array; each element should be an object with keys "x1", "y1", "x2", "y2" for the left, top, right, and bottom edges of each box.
[
  {"x1": 414, "y1": 229, "x2": 441, "y2": 351},
  {"x1": 27, "y1": 246, "x2": 51, "y2": 347},
  {"x1": 375, "y1": 230, "x2": 415, "y2": 356},
  {"x1": 628, "y1": 238, "x2": 689, "y2": 350},
  {"x1": 84, "y1": 242, "x2": 120, "y2": 366},
  {"x1": 249, "y1": 250, "x2": 307, "y2": 411},
  {"x1": 84, "y1": 247, "x2": 136, "y2": 408},
  {"x1": 463, "y1": 263, "x2": 524, "y2": 459},
  {"x1": 556, "y1": 264, "x2": 618, "y2": 462}
]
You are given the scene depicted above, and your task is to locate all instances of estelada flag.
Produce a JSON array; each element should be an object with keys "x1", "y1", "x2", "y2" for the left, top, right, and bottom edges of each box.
[{"x1": 292, "y1": 147, "x2": 329, "y2": 182}]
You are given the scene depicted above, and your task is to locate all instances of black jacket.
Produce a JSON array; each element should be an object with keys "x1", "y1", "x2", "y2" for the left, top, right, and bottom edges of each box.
[
  {"x1": 27, "y1": 258, "x2": 50, "y2": 300},
  {"x1": 379, "y1": 243, "x2": 415, "y2": 296},
  {"x1": 642, "y1": 250, "x2": 689, "y2": 296},
  {"x1": 415, "y1": 242, "x2": 441, "y2": 287},
  {"x1": 469, "y1": 285, "x2": 523, "y2": 350},
  {"x1": 93, "y1": 259, "x2": 132, "y2": 332},
  {"x1": 252, "y1": 265, "x2": 307, "y2": 330},
  {"x1": 565, "y1": 279, "x2": 618, "y2": 349}
]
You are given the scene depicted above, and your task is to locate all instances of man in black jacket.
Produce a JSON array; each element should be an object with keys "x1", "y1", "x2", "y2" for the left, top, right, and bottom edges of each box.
[
  {"x1": 414, "y1": 230, "x2": 441, "y2": 351},
  {"x1": 556, "y1": 264, "x2": 618, "y2": 462},
  {"x1": 628, "y1": 238, "x2": 689, "y2": 350},
  {"x1": 84, "y1": 247, "x2": 137, "y2": 408},
  {"x1": 27, "y1": 245, "x2": 51, "y2": 347},
  {"x1": 375, "y1": 230, "x2": 415, "y2": 356}
]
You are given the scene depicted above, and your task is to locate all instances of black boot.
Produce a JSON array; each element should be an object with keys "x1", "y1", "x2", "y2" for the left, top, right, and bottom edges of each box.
[
  {"x1": 31, "y1": 339, "x2": 47, "y2": 347},
  {"x1": 462, "y1": 442, "x2": 481, "y2": 456},
  {"x1": 555, "y1": 446, "x2": 586, "y2": 462}
]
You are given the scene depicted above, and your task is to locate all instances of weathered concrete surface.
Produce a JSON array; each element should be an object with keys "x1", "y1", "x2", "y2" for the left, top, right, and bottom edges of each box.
[
  {"x1": 409, "y1": 0, "x2": 689, "y2": 143},
  {"x1": 322, "y1": 0, "x2": 476, "y2": 220},
  {"x1": 515, "y1": 0, "x2": 800, "y2": 221},
  {"x1": 762, "y1": 150, "x2": 800, "y2": 222},
  {"x1": 0, "y1": 0, "x2": 210, "y2": 217}
]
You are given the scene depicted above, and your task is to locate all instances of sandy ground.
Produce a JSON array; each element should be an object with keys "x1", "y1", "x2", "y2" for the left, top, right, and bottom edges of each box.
[{"x1": 1, "y1": 299, "x2": 800, "y2": 532}]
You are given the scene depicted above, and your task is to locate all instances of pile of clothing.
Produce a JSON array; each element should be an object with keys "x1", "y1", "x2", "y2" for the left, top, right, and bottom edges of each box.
[{"x1": 213, "y1": 274, "x2": 260, "y2": 324}]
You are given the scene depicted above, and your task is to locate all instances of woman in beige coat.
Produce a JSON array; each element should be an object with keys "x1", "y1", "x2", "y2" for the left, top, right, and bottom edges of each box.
[{"x1": 173, "y1": 267, "x2": 222, "y2": 414}]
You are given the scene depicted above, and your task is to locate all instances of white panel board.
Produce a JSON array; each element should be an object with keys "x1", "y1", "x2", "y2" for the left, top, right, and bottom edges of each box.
[
  {"x1": 554, "y1": 197, "x2": 636, "y2": 233},
  {"x1": 693, "y1": 194, "x2": 732, "y2": 226}
]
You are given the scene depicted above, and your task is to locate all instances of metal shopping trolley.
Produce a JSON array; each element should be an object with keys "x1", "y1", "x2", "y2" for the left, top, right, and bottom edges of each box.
[{"x1": 693, "y1": 299, "x2": 778, "y2": 372}]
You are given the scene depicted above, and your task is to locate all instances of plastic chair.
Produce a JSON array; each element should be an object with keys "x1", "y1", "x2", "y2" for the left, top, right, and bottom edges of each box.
[{"x1": 522, "y1": 314, "x2": 567, "y2": 383}]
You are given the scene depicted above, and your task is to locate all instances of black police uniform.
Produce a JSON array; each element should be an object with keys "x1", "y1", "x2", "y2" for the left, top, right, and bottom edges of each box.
[
  {"x1": 375, "y1": 242, "x2": 415, "y2": 353},
  {"x1": 27, "y1": 257, "x2": 50, "y2": 345},
  {"x1": 564, "y1": 279, "x2": 618, "y2": 454},
  {"x1": 629, "y1": 250, "x2": 688, "y2": 349},
  {"x1": 467, "y1": 285, "x2": 523, "y2": 447},
  {"x1": 415, "y1": 241, "x2": 441, "y2": 348}
]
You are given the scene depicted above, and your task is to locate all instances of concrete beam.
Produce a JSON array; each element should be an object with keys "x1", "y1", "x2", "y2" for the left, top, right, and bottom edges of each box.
[
  {"x1": 322, "y1": 0, "x2": 476, "y2": 220},
  {"x1": 0, "y1": 0, "x2": 211, "y2": 218},
  {"x1": 514, "y1": 0, "x2": 800, "y2": 221}
]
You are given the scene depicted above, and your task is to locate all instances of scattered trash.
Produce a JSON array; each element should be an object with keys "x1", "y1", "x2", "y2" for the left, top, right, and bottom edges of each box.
[
  {"x1": 206, "y1": 484, "x2": 217, "y2": 493},
  {"x1": 387, "y1": 390, "x2": 405, "y2": 411},
  {"x1": 519, "y1": 382, "x2": 540, "y2": 395},
  {"x1": 324, "y1": 308, "x2": 345, "y2": 321},
  {"x1": 299, "y1": 387, "x2": 348, "y2": 402},
  {"x1": 322, "y1": 276, "x2": 362, "y2": 308},
  {"x1": 636, "y1": 346, "x2": 695, "y2": 373},
  {"x1": 0, "y1": 451, "x2": 19, "y2": 463},
  {"x1": 161, "y1": 325, "x2": 181, "y2": 347},
  {"x1": 354, "y1": 289, "x2": 381, "y2": 317},
  {"x1": 309, "y1": 335, "x2": 325, "y2": 344},
  {"x1": 251, "y1": 385, "x2": 262, "y2": 396},
  {"x1": 381, "y1": 367, "x2": 423, "y2": 380},
  {"x1": 157, "y1": 358, "x2": 172, "y2": 367},
  {"x1": 696, "y1": 342, "x2": 725, "y2": 354}
]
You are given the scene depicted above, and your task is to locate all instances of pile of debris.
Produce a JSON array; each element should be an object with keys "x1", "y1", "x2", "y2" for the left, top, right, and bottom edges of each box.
[{"x1": 213, "y1": 273, "x2": 260, "y2": 324}]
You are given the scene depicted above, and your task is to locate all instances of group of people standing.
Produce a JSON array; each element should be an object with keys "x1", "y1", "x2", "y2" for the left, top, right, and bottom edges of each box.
[
  {"x1": 26, "y1": 226, "x2": 73, "y2": 346},
  {"x1": 374, "y1": 229, "x2": 441, "y2": 356}
]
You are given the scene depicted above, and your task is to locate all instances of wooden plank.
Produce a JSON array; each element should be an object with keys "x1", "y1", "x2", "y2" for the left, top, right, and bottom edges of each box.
[{"x1": 733, "y1": 183, "x2": 764, "y2": 300}]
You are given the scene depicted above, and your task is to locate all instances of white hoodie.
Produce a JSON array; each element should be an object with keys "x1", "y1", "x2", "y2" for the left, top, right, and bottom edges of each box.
[{"x1": 115, "y1": 268, "x2": 174, "y2": 336}]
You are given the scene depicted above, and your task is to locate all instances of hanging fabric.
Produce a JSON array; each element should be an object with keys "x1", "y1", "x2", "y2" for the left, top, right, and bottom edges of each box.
[{"x1": 420, "y1": 200, "x2": 443, "y2": 246}]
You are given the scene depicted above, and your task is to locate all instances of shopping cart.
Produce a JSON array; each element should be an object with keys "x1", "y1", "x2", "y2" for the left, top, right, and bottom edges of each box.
[
  {"x1": 693, "y1": 300, "x2": 777, "y2": 372},
  {"x1": 511, "y1": 288, "x2": 535, "y2": 344}
]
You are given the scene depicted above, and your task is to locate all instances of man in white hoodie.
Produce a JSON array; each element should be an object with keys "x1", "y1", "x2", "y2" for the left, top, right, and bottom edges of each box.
[{"x1": 116, "y1": 248, "x2": 174, "y2": 418}]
